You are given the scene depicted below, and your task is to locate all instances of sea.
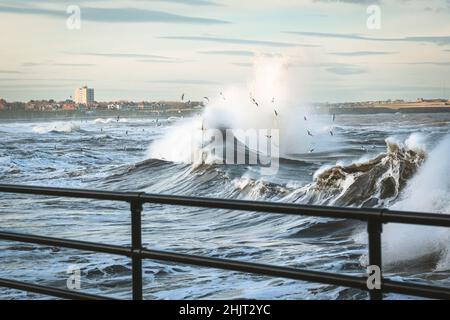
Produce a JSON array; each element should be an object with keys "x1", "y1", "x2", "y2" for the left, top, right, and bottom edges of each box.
[{"x1": 0, "y1": 108, "x2": 449, "y2": 300}]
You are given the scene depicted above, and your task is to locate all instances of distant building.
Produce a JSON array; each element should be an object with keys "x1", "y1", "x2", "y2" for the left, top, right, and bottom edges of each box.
[
  {"x1": 63, "y1": 102, "x2": 76, "y2": 110},
  {"x1": 74, "y1": 86, "x2": 94, "y2": 105}
]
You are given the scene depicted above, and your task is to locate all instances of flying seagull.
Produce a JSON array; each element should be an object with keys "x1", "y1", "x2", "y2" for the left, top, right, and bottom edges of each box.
[
  {"x1": 309, "y1": 148, "x2": 315, "y2": 153},
  {"x1": 274, "y1": 110, "x2": 278, "y2": 116},
  {"x1": 251, "y1": 98, "x2": 259, "y2": 107},
  {"x1": 220, "y1": 92, "x2": 226, "y2": 100},
  {"x1": 329, "y1": 130, "x2": 333, "y2": 136},
  {"x1": 181, "y1": 93, "x2": 185, "y2": 101},
  {"x1": 307, "y1": 130, "x2": 313, "y2": 137},
  {"x1": 304, "y1": 116, "x2": 307, "y2": 121}
]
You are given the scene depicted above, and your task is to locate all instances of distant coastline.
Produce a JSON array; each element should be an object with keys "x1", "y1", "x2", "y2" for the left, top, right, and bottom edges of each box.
[
  {"x1": 326, "y1": 100, "x2": 450, "y2": 115},
  {"x1": 1, "y1": 98, "x2": 449, "y2": 120}
]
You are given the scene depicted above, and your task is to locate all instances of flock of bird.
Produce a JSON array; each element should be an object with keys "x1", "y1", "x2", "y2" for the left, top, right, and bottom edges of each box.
[
  {"x1": 186, "y1": 91, "x2": 342, "y2": 154},
  {"x1": 92, "y1": 92, "x2": 344, "y2": 156}
]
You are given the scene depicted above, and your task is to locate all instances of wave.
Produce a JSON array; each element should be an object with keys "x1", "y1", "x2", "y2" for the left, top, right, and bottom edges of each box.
[
  {"x1": 93, "y1": 118, "x2": 129, "y2": 124},
  {"x1": 32, "y1": 122, "x2": 82, "y2": 134},
  {"x1": 381, "y1": 134, "x2": 450, "y2": 270},
  {"x1": 148, "y1": 56, "x2": 338, "y2": 166},
  {"x1": 283, "y1": 136, "x2": 426, "y2": 207}
]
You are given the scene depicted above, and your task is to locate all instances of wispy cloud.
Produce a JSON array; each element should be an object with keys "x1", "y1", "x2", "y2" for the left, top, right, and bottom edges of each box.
[
  {"x1": 22, "y1": 61, "x2": 95, "y2": 67},
  {"x1": 148, "y1": 79, "x2": 219, "y2": 85},
  {"x1": 401, "y1": 61, "x2": 450, "y2": 66},
  {"x1": 64, "y1": 51, "x2": 184, "y2": 64},
  {"x1": 329, "y1": 51, "x2": 395, "y2": 56},
  {"x1": 2, "y1": 0, "x2": 222, "y2": 5},
  {"x1": 22, "y1": 62, "x2": 44, "y2": 67},
  {"x1": 286, "y1": 31, "x2": 450, "y2": 45},
  {"x1": 68, "y1": 52, "x2": 174, "y2": 60},
  {"x1": 0, "y1": 5, "x2": 229, "y2": 24},
  {"x1": 53, "y1": 63, "x2": 96, "y2": 67},
  {"x1": 326, "y1": 65, "x2": 367, "y2": 75},
  {"x1": 0, "y1": 70, "x2": 24, "y2": 74},
  {"x1": 199, "y1": 50, "x2": 255, "y2": 56},
  {"x1": 137, "y1": 59, "x2": 185, "y2": 64},
  {"x1": 149, "y1": 0, "x2": 223, "y2": 6},
  {"x1": 313, "y1": 0, "x2": 381, "y2": 4},
  {"x1": 160, "y1": 36, "x2": 304, "y2": 47},
  {"x1": 0, "y1": 77, "x2": 91, "y2": 82}
]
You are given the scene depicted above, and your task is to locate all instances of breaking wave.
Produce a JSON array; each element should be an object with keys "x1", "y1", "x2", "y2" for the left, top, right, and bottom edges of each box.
[
  {"x1": 288, "y1": 136, "x2": 426, "y2": 207},
  {"x1": 94, "y1": 118, "x2": 128, "y2": 124},
  {"x1": 382, "y1": 134, "x2": 450, "y2": 269},
  {"x1": 148, "y1": 56, "x2": 337, "y2": 164},
  {"x1": 32, "y1": 122, "x2": 81, "y2": 134}
]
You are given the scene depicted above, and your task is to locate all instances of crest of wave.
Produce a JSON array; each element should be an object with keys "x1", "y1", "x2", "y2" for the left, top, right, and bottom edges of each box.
[
  {"x1": 32, "y1": 122, "x2": 80, "y2": 134},
  {"x1": 148, "y1": 55, "x2": 333, "y2": 164},
  {"x1": 293, "y1": 134, "x2": 426, "y2": 207},
  {"x1": 381, "y1": 134, "x2": 450, "y2": 270}
]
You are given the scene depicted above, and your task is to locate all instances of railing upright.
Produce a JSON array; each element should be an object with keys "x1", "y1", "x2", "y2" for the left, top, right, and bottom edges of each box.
[
  {"x1": 367, "y1": 219, "x2": 383, "y2": 300},
  {"x1": 130, "y1": 200, "x2": 143, "y2": 300}
]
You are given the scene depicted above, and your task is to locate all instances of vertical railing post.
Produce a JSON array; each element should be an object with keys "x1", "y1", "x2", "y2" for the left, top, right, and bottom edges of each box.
[
  {"x1": 367, "y1": 219, "x2": 383, "y2": 300},
  {"x1": 131, "y1": 200, "x2": 143, "y2": 300}
]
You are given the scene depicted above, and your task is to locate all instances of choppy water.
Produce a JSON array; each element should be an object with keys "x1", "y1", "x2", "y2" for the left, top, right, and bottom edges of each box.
[{"x1": 0, "y1": 112, "x2": 449, "y2": 300}]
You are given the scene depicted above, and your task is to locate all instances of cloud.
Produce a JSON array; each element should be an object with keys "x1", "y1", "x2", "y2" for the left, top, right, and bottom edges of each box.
[
  {"x1": 0, "y1": 77, "x2": 91, "y2": 82},
  {"x1": 149, "y1": 0, "x2": 223, "y2": 6},
  {"x1": 137, "y1": 59, "x2": 184, "y2": 64},
  {"x1": 64, "y1": 51, "x2": 185, "y2": 64},
  {"x1": 53, "y1": 63, "x2": 96, "y2": 67},
  {"x1": 71, "y1": 52, "x2": 172, "y2": 59},
  {"x1": 22, "y1": 61, "x2": 95, "y2": 67},
  {"x1": 326, "y1": 65, "x2": 367, "y2": 75},
  {"x1": 148, "y1": 79, "x2": 219, "y2": 85},
  {"x1": 22, "y1": 62, "x2": 42, "y2": 67},
  {"x1": 160, "y1": 36, "x2": 302, "y2": 47},
  {"x1": 329, "y1": 51, "x2": 395, "y2": 56},
  {"x1": 401, "y1": 62, "x2": 450, "y2": 66},
  {"x1": 0, "y1": 83, "x2": 74, "y2": 89},
  {"x1": 198, "y1": 50, "x2": 255, "y2": 56},
  {"x1": 4, "y1": 0, "x2": 223, "y2": 5},
  {"x1": 67, "y1": 51, "x2": 178, "y2": 62},
  {"x1": 0, "y1": 5, "x2": 229, "y2": 24},
  {"x1": 0, "y1": 70, "x2": 24, "y2": 74},
  {"x1": 286, "y1": 31, "x2": 450, "y2": 45},
  {"x1": 313, "y1": 0, "x2": 381, "y2": 4}
]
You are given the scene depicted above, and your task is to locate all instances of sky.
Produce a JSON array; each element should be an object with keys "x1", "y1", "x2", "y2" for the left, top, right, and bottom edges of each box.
[{"x1": 0, "y1": 0, "x2": 449, "y2": 103}]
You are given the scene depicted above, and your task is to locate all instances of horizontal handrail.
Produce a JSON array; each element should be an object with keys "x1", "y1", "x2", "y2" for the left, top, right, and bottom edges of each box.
[
  {"x1": 1, "y1": 184, "x2": 450, "y2": 227},
  {"x1": 0, "y1": 278, "x2": 111, "y2": 300},
  {"x1": 0, "y1": 231, "x2": 132, "y2": 257}
]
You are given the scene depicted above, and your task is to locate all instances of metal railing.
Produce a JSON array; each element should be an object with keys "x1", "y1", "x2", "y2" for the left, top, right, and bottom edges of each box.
[{"x1": 0, "y1": 184, "x2": 449, "y2": 300}]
